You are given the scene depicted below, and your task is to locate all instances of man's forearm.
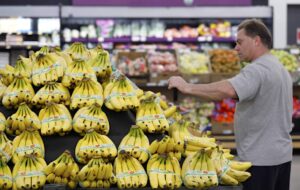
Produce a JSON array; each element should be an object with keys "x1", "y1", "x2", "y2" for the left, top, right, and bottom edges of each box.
[{"x1": 182, "y1": 80, "x2": 237, "y2": 101}]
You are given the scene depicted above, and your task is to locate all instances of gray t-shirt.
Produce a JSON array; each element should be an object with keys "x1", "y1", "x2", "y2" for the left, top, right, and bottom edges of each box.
[{"x1": 229, "y1": 53, "x2": 293, "y2": 166}]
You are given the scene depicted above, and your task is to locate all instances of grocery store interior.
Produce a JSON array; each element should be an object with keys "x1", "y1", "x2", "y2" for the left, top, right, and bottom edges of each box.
[{"x1": 0, "y1": 0, "x2": 300, "y2": 189}]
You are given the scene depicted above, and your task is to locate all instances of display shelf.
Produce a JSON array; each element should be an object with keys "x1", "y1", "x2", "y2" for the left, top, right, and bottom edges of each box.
[
  {"x1": 213, "y1": 135, "x2": 300, "y2": 150},
  {"x1": 64, "y1": 37, "x2": 236, "y2": 44}
]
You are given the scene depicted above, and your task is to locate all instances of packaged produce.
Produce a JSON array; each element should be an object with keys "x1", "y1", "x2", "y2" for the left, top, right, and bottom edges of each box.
[
  {"x1": 210, "y1": 49, "x2": 240, "y2": 73},
  {"x1": 178, "y1": 50, "x2": 210, "y2": 74},
  {"x1": 271, "y1": 49, "x2": 299, "y2": 72},
  {"x1": 44, "y1": 150, "x2": 79, "y2": 189},
  {"x1": 148, "y1": 51, "x2": 177, "y2": 73},
  {"x1": 212, "y1": 98, "x2": 236, "y2": 123},
  {"x1": 147, "y1": 154, "x2": 182, "y2": 189}
]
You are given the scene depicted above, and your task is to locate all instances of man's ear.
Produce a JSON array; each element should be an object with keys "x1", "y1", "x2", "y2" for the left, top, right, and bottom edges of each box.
[{"x1": 254, "y1": 36, "x2": 261, "y2": 46}]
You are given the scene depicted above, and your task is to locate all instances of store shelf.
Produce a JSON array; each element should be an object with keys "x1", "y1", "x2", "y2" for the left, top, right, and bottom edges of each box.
[
  {"x1": 0, "y1": 6, "x2": 59, "y2": 17},
  {"x1": 64, "y1": 36, "x2": 236, "y2": 44},
  {"x1": 61, "y1": 6, "x2": 272, "y2": 18},
  {"x1": 0, "y1": 42, "x2": 59, "y2": 50}
]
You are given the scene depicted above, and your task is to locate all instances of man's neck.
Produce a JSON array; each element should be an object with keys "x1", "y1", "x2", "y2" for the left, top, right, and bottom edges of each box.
[{"x1": 251, "y1": 48, "x2": 269, "y2": 61}]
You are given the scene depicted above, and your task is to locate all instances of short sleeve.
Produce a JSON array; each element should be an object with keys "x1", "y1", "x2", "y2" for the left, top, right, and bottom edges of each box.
[{"x1": 228, "y1": 64, "x2": 262, "y2": 102}]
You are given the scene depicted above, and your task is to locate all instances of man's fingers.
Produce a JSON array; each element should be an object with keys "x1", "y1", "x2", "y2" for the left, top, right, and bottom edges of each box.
[{"x1": 168, "y1": 79, "x2": 174, "y2": 89}]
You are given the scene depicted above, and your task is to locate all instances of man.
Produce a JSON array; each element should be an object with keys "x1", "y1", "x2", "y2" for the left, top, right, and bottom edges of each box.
[{"x1": 168, "y1": 19, "x2": 293, "y2": 190}]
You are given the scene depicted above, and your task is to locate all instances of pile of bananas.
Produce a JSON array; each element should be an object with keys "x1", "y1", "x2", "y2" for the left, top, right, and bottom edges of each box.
[
  {"x1": 78, "y1": 157, "x2": 116, "y2": 188},
  {"x1": 70, "y1": 77, "x2": 103, "y2": 109},
  {"x1": 73, "y1": 103, "x2": 110, "y2": 135},
  {"x1": 0, "y1": 132, "x2": 13, "y2": 163},
  {"x1": 44, "y1": 150, "x2": 78, "y2": 189},
  {"x1": 12, "y1": 129, "x2": 44, "y2": 164},
  {"x1": 0, "y1": 159, "x2": 12, "y2": 190},
  {"x1": 32, "y1": 82, "x2": 70, "y2": 106},
  {"x1": 39, "y1": 103, "x2": 72, "y2": 135},
  {"x1": 104, "y1": 74, "x2": 141, "y2": 111},
  {"x1": 75, "y1": 130, "x2": 117, "y2": 164},
  {"x1": 147, "y1": 154, "x2": 182, "y2": 189},
  {"x1": 6, "y1": 103, "x2": 40, "y2": 135},
  {"x1": 0, "y1": 80, "x2": 7, "y2": 101},
  {"x1": 212, "y1": 148, "x2": 251, "y2": 185},
  {"x1": 65, "y1": 42, "x2": 91, "y2": 61},
  {"x1": 12, "y1": 155, "x2": 47, "y2": 190},
  {"x1": 62, "y1": 59, "x2": 97, "y2": 88},
  {"x1": 118, "y1": 125, "x2": 149, "y2": 163},
  {"x1": 149, "y1": 135, "x2": 183, "y2": 160},
  {"x1": 169, "y1": 120, "x2": 217, "y2": 157},
  {"x1": 182, "y1": 149, "x2": 218, "y2": 189},
  {"x1": 2, "y1": 76, "x2": 35, "y2": 109},
  {"x1": 114, "y1": 151, "x2": 148, "y2": 189},
  {"x1": 31, "y1": 53, "x2": 65, "y2": 86},
  {"x1": 136, "y1": 95, "x2": 169, "y2": 133},
  {"x1": 87, "y1": 45, "x2": 112, "y2": 79},
  {"x1": 0, "y1": 112, "x2": 6, "y2": 132}
]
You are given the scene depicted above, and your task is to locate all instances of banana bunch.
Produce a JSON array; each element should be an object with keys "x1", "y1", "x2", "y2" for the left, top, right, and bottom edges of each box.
[
  {"x1": 0, "y1": 159, "x2": 12, "y2": 190},
  {"x1": 44, "y1": 150, "x2": 78, "y2": 189},
  {"x1": 39, "y1": 103, "x2": 72, "y2": 136},
  {"x1": 36, "y1": 46, "x2": 68, "y2": 67},
  {"x1": 73, "y1": 103, "x2": 110, "y2": 135},
  {"x1": 147, "y1": 154, "x2": 182, "y2": 189},
  {"x1": 114, "y1": 151, "x2": 148, "y2": 189},
  {"x1": 78, "y1": 157, "x2": 116, "y2": 188},
  {"x1": 32, "y1": 82, "x2": 70, "y2": 106},
  {"x1": 0, "y1": 79, "x2": 7, "y2": 101},
  {"x1": 12, "y1": 129, "x2": 44, "y2": 164},
  {"x1": 169, "y1": 120, "x2": 217, "y2": 157},
  {"x1": 87, "y1": 45, "x2": 112, "y2": 79},
  {"x1": 0, "y1": 132, "x2": 13, "y2": 163},
  {"x1": 13, "y1": 57, "x2": 32, "y2": 78},
  {"x1": 89, "y1": 44, "x2": 104, "y2": 59},
  {"x1": 0, "y1": 112, "x2": 6, "y2": 132},
  {"x1": 31, "y1": 53, "x2": 65, "y2": 86},
  {"x1": 19, "y1": 55, "x2": 33, "y2": 68},
  {"x1": 118, "y1": 125, "x2": 150, "y2": 163},
  {"x1": 139, "y1": 91, "x2": 180, "y2": 126},
  {"x1": 182, "y1": 149, "x2": 218, "y2": 189},
  {"x1": 75, "y1": 130, "x2": 117, "y2": 164},
  {"x1": 0, "y1": 64, "x2": 15, "y2": 86},
  {"x1": 6, "y1": 103, "x2": 40, "y2": 135},
  {"x1": 166, "y1": 109, "x2": 182, "y2": 126},
  {"x1": 163, "y1": 105, "x2": 178, "y2": 118},
  {"x1": 52, "y1": 46, "x2": 73, "y2": 66},
  {"x1": 2, "y1": 76, "x2": 35, "y2": 109},
  {"x1": 212, "y1": 148, "x2": 251, "y2": 185},
  {"x1": 12, "y1": 154, "x2": 47, "y2": 190},
  {"x1": 149, "y1": 135, "x2": 182, "y2": 160},
  {"x1": 136, "y1": 96, "x2": 169, "y2": 133},
  {"x1": 65, "y1": 42, "x2": 91, "y2": 61},
  {"x1": 104, "y1": 74, "x2": 141, "y2": 111},
  {"x1": 70, "y1": 77, "x2": 104, "y2": 109},
  {"x1": 62, "y1": 59, "x2": 97, "y2": 88},
  {"x1": 211, "y1": 146, "x2": 235, "y2": 160}
]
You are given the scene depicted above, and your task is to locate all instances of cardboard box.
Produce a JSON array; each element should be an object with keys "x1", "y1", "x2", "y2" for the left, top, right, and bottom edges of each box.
[{"x1": 211, "y1": 120, "x2": 234, "y2": 135}]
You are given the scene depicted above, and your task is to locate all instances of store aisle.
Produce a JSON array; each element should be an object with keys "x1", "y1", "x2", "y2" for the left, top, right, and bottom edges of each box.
[{"x1": 291, "y1": 156, "x2": 300, "y2": 190}]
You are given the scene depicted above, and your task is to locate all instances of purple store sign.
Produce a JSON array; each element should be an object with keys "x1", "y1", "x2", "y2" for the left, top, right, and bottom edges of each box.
[{"x1": 73, "y1": 0, "x2": 251, "y2": 6}]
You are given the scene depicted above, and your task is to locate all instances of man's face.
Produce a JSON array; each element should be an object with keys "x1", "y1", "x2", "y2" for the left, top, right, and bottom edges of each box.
[{"x1": 235, "y1": 29, "x2": 256, "y2": 62}]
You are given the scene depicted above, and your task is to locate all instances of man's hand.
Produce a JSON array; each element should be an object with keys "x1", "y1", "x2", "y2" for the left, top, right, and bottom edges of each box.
[{"x1": 168, "y1": 76, "x2": 189, "y2": 93}]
